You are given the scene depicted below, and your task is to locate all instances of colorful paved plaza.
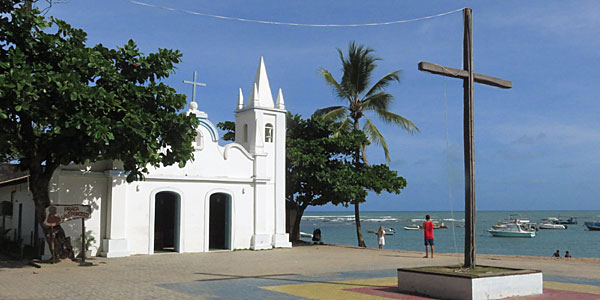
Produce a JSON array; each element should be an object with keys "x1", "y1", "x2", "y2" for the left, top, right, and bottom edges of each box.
[{"x1": 1, "y1": 245, "x2": 599, "y2": 299}]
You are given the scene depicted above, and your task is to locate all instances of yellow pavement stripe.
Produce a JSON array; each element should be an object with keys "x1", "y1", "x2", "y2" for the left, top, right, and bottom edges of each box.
[
  {"x1": 261, "y1": 277, "x2": 397, "y2": 300},
  {"x1": 544, "y1": 281, "x2": 600, "y2": 295}
]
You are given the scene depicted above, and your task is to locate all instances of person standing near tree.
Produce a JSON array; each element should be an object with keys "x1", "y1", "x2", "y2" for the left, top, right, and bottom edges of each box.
[{"x1": 423, "y1": 215, "x2": 434, "y2": 258}]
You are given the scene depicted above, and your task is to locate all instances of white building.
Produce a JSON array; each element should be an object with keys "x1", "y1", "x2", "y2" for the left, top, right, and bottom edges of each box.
[{"x1": 0, "y1": 57, "x2": 291, "y2": 258}]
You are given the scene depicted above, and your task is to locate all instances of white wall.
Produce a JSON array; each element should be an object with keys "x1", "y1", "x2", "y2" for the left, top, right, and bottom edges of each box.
[{"x1": 53, "y1": 170, "x2": 106, "y2": 256}]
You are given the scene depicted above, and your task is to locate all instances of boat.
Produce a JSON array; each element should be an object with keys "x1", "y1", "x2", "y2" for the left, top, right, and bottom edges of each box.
[
  {"x1": 492, "y1": 217, "x2": 529, "y2": 229},
  {"x1": 584, "y1": 222, "x2": 600, "y2": 231},
  {"x1": 300, "y1": 232, "x2": 313, "y2": 238},
  {"x1": 555, "y1": 217, "x2": 578, "y2": 225},
  {"x1": 488, "y1": 221, "x2": 536, "y2": 238},
  {"x1": 433, "y1": 222, "x2": 449, "y2": 229},
  {"x1": 403, "y1": 224, "x2": 421, "y2": 230},
  {"x1": 367, "y1": 228, "x2": 396, "y2": 235},
  {"x1": 538, "y1": 222, "x2": 567, "y2": 230}
]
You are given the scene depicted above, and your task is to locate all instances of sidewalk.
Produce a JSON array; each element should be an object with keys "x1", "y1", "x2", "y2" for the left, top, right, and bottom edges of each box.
[{"x1": 1, "y1": 244, "x2": 599, "y2": 299}]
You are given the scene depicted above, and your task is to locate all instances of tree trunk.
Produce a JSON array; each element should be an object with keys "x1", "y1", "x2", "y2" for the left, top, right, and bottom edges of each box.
[
  {"x1": 29, "y1": 165, "x2": 74, "y2": 261},
  {"x1": 291, "y1": 204, "x2": 308, "y2": 243},
  {"x1": 354, "y1": 202, "x2": 366, "y2": 247},
  {"x1": 352, "y1": 118, "x2": 367, "y2": 248}
]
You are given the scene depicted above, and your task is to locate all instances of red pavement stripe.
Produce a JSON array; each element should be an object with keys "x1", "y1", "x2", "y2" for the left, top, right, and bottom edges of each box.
[
  {"x1": 344, "y1": 286, "x2": 434, "y2": 299},
  {"x1": 344, "y1": 287, "x2": 600, "y2": 300}
]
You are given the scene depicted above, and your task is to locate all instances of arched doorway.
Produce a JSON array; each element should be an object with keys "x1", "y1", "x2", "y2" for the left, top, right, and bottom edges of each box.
[
  {"x1": 154, "y1": 191, "x2": 180, "y2": 252},
  {"x1": 209, "y1": 193, "x2": 231, "y2": 250}
]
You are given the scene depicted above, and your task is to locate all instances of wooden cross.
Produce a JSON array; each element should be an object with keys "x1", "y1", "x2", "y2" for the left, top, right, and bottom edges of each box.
[
  {"x1": 417, "y1": 8, "x2": 512, "y2": 268},
  {"x1": 183, "y1": 71, "x2": 206, "y2": 103}
]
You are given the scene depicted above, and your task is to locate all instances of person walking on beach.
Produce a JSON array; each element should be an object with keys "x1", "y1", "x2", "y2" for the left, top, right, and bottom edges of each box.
[
  {"x1": 377, "y1": 225, "x2": 386, "y2": 249},
  {"x1": 423, "y1": 215, "x2": 434, "y2": 258}
]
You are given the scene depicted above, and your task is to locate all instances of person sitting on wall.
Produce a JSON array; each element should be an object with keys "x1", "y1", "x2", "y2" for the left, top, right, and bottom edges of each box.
[
  {"x1": 552, "y1": 250, "x2": 560, "y2": 258},
  {"x1": 312, "y1": 228, "x2": 323, "y2": 245}
]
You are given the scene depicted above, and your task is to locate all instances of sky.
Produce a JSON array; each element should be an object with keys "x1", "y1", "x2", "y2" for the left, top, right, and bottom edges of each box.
[{"x1": 43, "y1": 0, "x2": 600, "y2": 212}]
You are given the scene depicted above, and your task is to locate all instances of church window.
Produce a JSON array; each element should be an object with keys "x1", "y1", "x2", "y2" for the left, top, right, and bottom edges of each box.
[
  {"x1": 265, "y1": 123, "x2": 273, "y2": 143},
  {"x1": 194, "y1": 130, "x2": 203, "y2": 150},
  {"x1": 243, "y1": 124, "x2": 248, "y2": 143}
]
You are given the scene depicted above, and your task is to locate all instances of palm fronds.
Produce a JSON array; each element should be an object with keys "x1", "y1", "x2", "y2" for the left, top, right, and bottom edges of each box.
[{"x1": 363, "y1": 116, "x2": 390, "y2": 161}]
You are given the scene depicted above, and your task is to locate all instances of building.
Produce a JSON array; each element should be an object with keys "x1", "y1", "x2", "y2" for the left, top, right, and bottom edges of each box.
[{"x1": 0, "y1": 57, "x2": 291, "y2": 258}]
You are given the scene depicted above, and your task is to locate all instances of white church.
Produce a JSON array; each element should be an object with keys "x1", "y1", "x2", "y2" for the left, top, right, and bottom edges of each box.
[{"x1": 0, "y1": 57, "x2": 291, "y2": 258}]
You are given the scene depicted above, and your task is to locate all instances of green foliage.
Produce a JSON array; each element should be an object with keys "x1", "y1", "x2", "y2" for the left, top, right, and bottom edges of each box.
[
  {"x1": 74, "y1": 230, "x2": 96, "y2": 251},
  {"x1": 216, "y1": 121, "x2": 236, "y2": 142},
  {"x1": 0, "y1": 5, "x2": 199, "y2": 182},
  {"x1": 287, "y1": 113, "x2": 406, "y2": 207},
  {"x1": 0, "y1": 3, "x2": 199, "y2": 259},
  {"x1": 317, "y1": 41, "x2": 416, "y2": 247},
  {"x1": 316, "y1": 41, "x2": 418, "y2": 161}
]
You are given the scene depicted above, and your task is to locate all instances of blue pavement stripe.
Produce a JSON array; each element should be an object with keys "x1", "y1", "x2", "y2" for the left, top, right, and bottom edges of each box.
[
  {"x1": 543, "y1": 275, "x2": 600, "y2": 286},
  {"x1": 157, "y1": 269, "x2": 400, "y2": 299},
  {"x1": 159, "y1": 276, "x2": 311, "y2": 300}
]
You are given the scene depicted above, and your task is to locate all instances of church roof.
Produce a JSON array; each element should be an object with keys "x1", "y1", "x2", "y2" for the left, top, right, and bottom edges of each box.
[
  {"x1": 0, "y1": 163, "x2": 29, "y2": 187},
  {"x1": 247, "y1": 57, "x2": 275, "y2": 108}
]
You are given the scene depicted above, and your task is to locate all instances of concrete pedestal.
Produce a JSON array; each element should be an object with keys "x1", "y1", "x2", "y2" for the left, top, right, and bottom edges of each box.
[
  {"x1": 272, "y1": 233, "x2": 291, "y2": 248},
  {"x1": 397, "y1": 266, "x2": 543, "y2": 300},
  {"x1": 100, "y1": 239, "x2": 130, "y2": 258},
  {"x1": 250, "y1": 234, "x2": 273, "y2": 250}
]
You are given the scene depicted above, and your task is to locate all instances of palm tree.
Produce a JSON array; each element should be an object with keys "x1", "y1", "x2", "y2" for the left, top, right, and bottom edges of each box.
[{"x1": 316, "y1": 41, "x2": 418, "y2": 247}]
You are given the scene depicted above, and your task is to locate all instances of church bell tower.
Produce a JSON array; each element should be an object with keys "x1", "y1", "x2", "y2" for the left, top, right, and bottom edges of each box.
[{"x1": 235, "y1": 57, "x2": 290, "y2": 249}]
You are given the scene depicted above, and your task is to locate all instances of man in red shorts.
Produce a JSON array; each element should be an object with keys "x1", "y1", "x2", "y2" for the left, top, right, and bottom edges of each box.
[{"x1": 423, "y1": 215, "x2": 434, "y2": 258}]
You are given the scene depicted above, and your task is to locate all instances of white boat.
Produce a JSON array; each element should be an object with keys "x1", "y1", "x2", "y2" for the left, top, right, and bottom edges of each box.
[
  {"x1": 403, "y1": 224, "x2": 421, "y2": 230},
  {"x1": 300, "y1": 232, "x2": 313, "y2": 238},
  {"x1": 538, "y1": 222, "x2": 567, "y2": 230},
  {"x1": 367, "y1": 228, "x2": 396, "y2": 235},
  {"x1": 488, "y1": 222, "x2": 536, "y2": 238},
  {"x1": 492, "y1": 216, "x2": 531, "y2": 229}
]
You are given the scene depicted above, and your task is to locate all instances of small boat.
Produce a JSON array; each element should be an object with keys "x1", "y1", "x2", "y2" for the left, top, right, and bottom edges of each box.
[
  {"x1": 555, "y1": 217, "x2": 578, "y2": 225},
  {"x1": 488, "y1": 221, "x2": 536, "y2": 238},
  {"x1": 433, "y1": 222, "x2": 449, "y2": 229},
  {"x1": 403, "y1": 224, "x2": 421, "y2": 230},
  {"x1": 367, "y1": 228, "x2": 395, "y2": 235},
  {"x1": 584, "y1": 222, "x2": 600, "y2": 231},
  {"x1": 538, "y1": 222, "x2": 567, "y2": 230},
  {"x1": 542, "y1": 217, "x2": 559, "y2": 223},
  {"x1": 300, "y1": 232, "x2": 313, "y2": 238}
]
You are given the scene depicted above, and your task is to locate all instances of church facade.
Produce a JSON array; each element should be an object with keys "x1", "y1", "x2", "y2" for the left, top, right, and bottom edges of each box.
[{"x1": 0, "y1": 57, "x2": 291, "y2": 258}]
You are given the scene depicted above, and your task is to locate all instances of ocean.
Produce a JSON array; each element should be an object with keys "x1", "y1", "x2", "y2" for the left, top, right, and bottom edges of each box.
[{"x1": 300, "y1": 210, "x2": 600, "y2": 258}]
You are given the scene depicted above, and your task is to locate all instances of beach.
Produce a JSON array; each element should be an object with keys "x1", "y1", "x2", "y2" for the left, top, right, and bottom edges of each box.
[{"x1": 1, "y1": 244, "x2": 599, "y2": 299}]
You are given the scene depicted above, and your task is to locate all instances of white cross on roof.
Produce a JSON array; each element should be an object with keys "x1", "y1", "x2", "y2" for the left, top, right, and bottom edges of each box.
[{"x1": 183, "y1": 71, "x2": 206, "y2": 103}]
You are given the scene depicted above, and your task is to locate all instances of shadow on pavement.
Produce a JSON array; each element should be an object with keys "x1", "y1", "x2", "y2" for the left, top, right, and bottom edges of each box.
[{"x1": 193, "y1": 272, "x2": 390, "y2": 287}]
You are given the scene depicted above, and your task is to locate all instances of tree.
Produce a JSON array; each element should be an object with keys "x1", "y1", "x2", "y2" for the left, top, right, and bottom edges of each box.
[
  {"x1": 316, "y1": 41, "x2": 418, "y2": 247},
  {"x1": 218, "y1": 114, "x2": 407, "y2": 243},
  {"x1": 285, "y1": 114, "x2": 406, "y2": 242},
  {"x1": 0, "y1": 4, "x2": 199, "y2": 260}
]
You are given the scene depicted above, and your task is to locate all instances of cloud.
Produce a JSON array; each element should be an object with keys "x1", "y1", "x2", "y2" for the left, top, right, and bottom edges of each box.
[
  {"x1": 511, "y1": 133, "x2": 547, "y2": 145},
  {"x1": 495, "y1": 148, "x2": 543, "y2": 161},
  {"x1": 413, "y1": 159, "x2": 427, "y2": 166},
  {"x1": 553, "y1": 163, "x2": 573, "y2": 169},
  {"x1": 483, "y1": 3, "x2": 600, "y2": 42}
]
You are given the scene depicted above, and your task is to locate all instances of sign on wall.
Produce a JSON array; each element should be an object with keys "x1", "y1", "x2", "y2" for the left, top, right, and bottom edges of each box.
[{"x1": 44, "y1": 204, "x2": 92, "y2": 227}]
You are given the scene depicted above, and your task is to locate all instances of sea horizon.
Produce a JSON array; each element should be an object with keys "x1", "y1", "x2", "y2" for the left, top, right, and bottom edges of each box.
[{"x1": 300, "y1": 210, "x2": 600, "y2": 258}]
